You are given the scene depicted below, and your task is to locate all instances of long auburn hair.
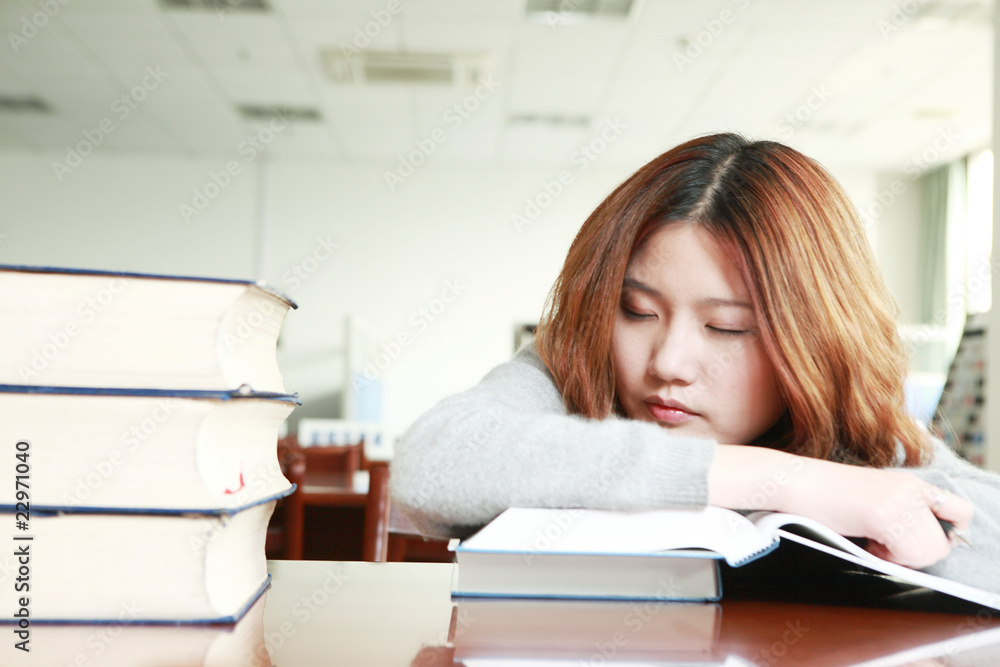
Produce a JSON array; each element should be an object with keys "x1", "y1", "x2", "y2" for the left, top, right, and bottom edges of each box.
[{"x1": 535, "y1": 133, "x2": 927, "y2": 467}]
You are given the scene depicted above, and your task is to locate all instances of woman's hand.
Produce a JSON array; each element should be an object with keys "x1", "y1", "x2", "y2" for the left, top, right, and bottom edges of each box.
[{"x1": 708, "y1": 445, "x2": 975, "y2": 569}]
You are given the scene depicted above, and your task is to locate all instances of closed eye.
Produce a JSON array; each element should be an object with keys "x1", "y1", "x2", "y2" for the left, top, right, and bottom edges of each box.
[
  {"x1": 707, "y1": 325, "x2": 750, "y2": 336},
  {"x1": 622, "y1": 306, "x2": 655, "y2": 321}
]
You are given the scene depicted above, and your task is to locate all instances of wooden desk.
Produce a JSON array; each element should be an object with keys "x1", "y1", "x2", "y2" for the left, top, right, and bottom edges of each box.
[
  {"x1": 264, "y1": 560, "x2": 454, "y2": 665},
  {"x1": 22, "y1": 561, "x2": 1000, "y2": 665},
  {"x1": 262, "y1": 561, "x2": 1000, "y2": 666}
]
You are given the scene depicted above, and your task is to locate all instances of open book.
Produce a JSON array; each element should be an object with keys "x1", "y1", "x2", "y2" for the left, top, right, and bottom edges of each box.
[{"x1": 452, "y1": 506, "x2": 1000, "y2": 611}]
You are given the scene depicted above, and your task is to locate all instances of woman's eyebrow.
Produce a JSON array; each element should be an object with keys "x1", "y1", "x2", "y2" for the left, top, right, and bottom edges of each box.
[
  {"x1": 697, "y1": 297, "x2": 753, "y2": 310},
  {"x1": 622, "y1": 276, "x2": 658, "y2": 295},
  {"x1": 622, "y1": 277, "x2": 752, "y2": 310}
]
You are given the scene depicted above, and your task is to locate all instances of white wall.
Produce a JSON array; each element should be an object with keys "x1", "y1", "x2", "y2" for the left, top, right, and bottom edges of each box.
[
  {"x1": 867, "y1": 170, "x2": 925, "y2": 324},
  {"x1": 0, "y1": 149, "x2": 629, "y2": 438}
]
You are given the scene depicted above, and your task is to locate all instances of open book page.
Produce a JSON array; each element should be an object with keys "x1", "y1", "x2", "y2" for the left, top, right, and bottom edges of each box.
[
  {"x1": 747, "y1": 511, "x2": 1000, "y2": 611},
  {"x1": 458, "y1": 507, "x2": 778, "y2": 565}
]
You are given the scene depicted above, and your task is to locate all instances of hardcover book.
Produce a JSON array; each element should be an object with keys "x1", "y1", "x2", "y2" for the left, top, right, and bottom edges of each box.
[
  {"x1": 0, "y1": 385, "x2": 298, "y2": 512},
  {"x1": 0, "y1": 265, "x2": 295, "y2": 392},
  {"x1": 452, "y1": 506, "x2": 1000, "y2": 612},
  {"x1": 0, "y1": 497, "x2": 282, "y2": 623}
]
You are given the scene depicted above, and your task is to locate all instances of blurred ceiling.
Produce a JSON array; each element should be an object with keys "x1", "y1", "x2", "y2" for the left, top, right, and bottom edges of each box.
[{"x1": 0, "y1": 0, "x2": 993, "y2": 172}]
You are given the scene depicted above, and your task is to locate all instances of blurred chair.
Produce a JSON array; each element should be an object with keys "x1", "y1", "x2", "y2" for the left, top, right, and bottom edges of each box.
[
  {"x1": 282, "y1": 435, "x2": 371, "y2": 560},
  {"x1": 271, "y1": 432, "x2": 451, "y2": 562},
  {"x1": 364, "y1": 460, "x2": 391, "y2": 561}
]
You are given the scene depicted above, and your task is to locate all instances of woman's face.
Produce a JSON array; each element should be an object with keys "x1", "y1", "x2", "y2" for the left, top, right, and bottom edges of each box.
[{"x1": 611, "y1": 223, "x2": 786, "y2": 444}]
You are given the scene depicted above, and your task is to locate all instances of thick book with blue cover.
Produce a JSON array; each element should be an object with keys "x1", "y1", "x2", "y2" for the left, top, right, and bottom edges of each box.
[
  {"x1": 25, "y1": 591, "x2": 273, "y2": 665},
  {"x1": 453, "y1": 507, "x2": 1000, "y2": 611},
  {"x1": 0, "y1": 385, "x2": 298, "y2": 512},
  {"x1": 0, "y1": 265, "x2": 295, "y2": 392},
  {"x1": 0, "y1": 495, "x2": 283, "y2": 623}
]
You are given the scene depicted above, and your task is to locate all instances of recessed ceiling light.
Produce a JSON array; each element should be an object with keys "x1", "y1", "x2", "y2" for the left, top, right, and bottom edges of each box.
[
  {"x1": 525, "y1": 0, "x2": 634, "y2": 22},
  {"x1": 158, "y1": 0, "x2": 270, "y2": 12},
  {"x1": 0, "y1": 95, "x2": 52, "y2": 114},
  {"x1": 508, "y1": 114, "x2": 591, "y2": 128},
  {"x1": 236, "y1": 105, "x2": 322, "y2": 123},
  {"x1": 321, "y1": 51, "x2": 493, "y2": 86},
  {"x1": 914, "y1": 108, "x2": 959, "y2": 120}
]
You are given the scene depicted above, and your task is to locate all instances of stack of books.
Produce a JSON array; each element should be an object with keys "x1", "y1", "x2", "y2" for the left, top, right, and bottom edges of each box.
[{"x1": 0, "y1": 265, "x2": 298, "y2": 630}]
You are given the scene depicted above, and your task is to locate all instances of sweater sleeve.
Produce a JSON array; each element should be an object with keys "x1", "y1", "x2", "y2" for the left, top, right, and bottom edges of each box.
[
  {"x1": 905, "y1": 438, "x2": 1000, "y2": 596},
  {"x1": 389, "y1": 345, "x2": 717, "y2": 538}
]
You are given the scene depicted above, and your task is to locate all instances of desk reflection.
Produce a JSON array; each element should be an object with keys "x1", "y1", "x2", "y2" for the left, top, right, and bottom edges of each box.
[
  {"x1": 16, "y1": 562, "x2": 1000, "y2": 666},
  {"x1": 418, "y1": 595, "x2": 1000, "y2": 667}
]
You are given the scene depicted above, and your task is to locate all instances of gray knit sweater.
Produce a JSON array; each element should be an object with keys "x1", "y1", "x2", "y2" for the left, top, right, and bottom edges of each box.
[{"x1": 390, "y1": 344, "x2": 1000, "y2": 595}]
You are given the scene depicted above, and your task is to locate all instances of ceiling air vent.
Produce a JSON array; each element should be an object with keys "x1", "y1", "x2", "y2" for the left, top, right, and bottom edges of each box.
[
  {"x1": 159, "y1": 0, "x2": 270, "y2": 12},
  {"x1": 0, "y1": 95, "x2": 52, "y2": 114},
  {"x1": 236, "y1": 105, "x2": 323, "y2": 123},
  {"x1": 909, "y1": 0, "x2": 992, "y2": 24},
  {"x1": 508, "y1": 114, "x2": 591, "y2": 129},
  {"x1": 322, "y1": 51, "x2": 493, "y2": 86},
  {"x1": 526, "y1": 0, "x2": 634, "y2": 20}
]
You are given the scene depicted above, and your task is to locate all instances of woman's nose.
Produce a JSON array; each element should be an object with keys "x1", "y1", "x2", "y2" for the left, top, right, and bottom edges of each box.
[{"x1": 647, "y1": 323, "x2": 700, "y2": 385}]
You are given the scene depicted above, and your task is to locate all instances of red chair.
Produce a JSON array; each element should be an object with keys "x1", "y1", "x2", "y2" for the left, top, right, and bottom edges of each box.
[{"x1": 279, "y1": 436, "x2": 393, "y2": 561}]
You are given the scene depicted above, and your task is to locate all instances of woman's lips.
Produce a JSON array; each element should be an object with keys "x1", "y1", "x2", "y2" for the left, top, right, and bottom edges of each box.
[{"x1": 646, "y1": 400, "x2": 697, "y2": 425}]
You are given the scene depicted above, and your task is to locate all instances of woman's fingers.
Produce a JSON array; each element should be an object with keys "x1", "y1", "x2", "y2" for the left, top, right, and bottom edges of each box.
[
  {"x1": 865, "y1": 483, "x2": 975, "y2": 568},
  {"x1": 923, "y1": 485, "x2": 975, "y2": 545}
]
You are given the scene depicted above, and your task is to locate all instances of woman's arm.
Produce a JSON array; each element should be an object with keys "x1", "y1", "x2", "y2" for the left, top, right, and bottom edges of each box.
[
  {"x1": 389, "y1": 345, "x2": 717, "y2": 538},
  {"x1": 393, "y1": 348, "x2": 1000, "y2": 593},
  {"x1": 708, "y1": 440, "x2": 996, "y2": 591}
]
